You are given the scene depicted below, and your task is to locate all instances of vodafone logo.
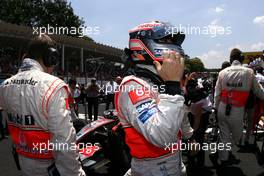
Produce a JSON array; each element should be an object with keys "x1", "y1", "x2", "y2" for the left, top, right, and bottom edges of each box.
[
  {"x1": 129, "y1": 21, "x2": 164, "y2": 33},
  {"x1": 137, "y1": 22, "x2": 161, "y2": 29}
]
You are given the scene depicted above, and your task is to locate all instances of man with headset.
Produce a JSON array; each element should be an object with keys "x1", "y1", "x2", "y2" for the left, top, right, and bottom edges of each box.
[{"x1": 0, "y1": 35, "x2": 85, "y2": 176}]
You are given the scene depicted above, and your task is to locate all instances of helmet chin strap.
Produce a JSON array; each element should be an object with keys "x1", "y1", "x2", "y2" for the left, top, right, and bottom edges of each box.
[
  {"x1": 133, "y1": 64, "x2": 164, "y2": 87},
  {"x1": 137, "y1": 64, "x2": 158, "y2": 75}
]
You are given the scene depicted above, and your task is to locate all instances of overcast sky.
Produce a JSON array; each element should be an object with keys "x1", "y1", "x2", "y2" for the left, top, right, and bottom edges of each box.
[{"x1": 69, "y1": 0, "x2": 264, "y2": 68}]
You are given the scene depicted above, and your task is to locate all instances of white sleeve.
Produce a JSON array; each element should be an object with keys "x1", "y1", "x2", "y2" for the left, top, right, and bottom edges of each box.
[
  {"x1": 119, "y1": 81, "x2": 185, "y2": 148},
  {"x1": 252, "y1": 74, "x2": 264, "y2": 100},
  {"x1": 47, "y1": 87, "x2": 85, "y2": 176},
  {"x1": 0, "y1": 81, "x2": 5, "y2": 108},
  {"x1": 181, "y1": 107, "x2": 194, "y2": 139}
]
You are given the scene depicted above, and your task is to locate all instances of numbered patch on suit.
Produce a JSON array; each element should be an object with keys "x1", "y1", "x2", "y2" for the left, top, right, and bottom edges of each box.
[{"x1": 128, "y1": 88, "x2": 151, "y2": 105}]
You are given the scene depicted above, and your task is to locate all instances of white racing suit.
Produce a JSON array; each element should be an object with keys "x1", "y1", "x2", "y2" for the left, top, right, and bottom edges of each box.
[
  {"x1": 245, "y1": 72, "x2": 264, "y2": 144},
  {"x1": 214, "y1": 60, "x2": 264, "y2": 161},
  {"x1": 115, "y1": 75, "x2": 192, "y2": 176},
  {"x1": 0, "y1": 58, "x2": 85, "y2": 176}
]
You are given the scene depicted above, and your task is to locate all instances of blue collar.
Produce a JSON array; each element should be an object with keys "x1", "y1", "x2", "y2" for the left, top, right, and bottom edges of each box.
[{"x1": 19, "y1": 58, "x2": 44, "y2": 72}]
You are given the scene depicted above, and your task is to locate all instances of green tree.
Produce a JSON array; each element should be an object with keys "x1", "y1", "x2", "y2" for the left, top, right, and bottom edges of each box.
[
  {"x1": 0, "y1": 0, "x2": 92, "y2": 40},
  {"x1": 185, "y1": 58, "x2": 192, "y2": 71}
]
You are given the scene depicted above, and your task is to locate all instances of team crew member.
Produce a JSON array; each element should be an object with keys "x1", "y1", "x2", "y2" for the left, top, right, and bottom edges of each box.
[
  {"x1": 214, "y1": 48, "x2": 264, "y2": 165},
  {"x1": 250, "y1": 59, "x2": 264, "y2": 139},
  {"x1": 68, "y1": 79, "x2": 79, "y2": 119},
  {"x1": 254, "y1": 59, "x2": 264, "y2": 87},
  {"x1": 105, "y1": 79, "x2": 118, "y2": 110},
  {"x1": 185, "y1": 77, "x2": 212, "y2": 168},
  {"x1": 244, "y1": 59, "x2": 264, "y2": 145},
  {"x1": 86, "y1": 78, "x2": 100, "y2": 121},
  {"x1": 0, "y1": 35, "x2": 85, "y2": 176},
  {"x1": 115, "y1": 21, "x2": 193, "y2": 176}
]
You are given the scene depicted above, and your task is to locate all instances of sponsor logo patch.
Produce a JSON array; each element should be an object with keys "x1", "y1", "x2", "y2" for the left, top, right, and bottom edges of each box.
[
  {"x1": 136, "y1": 101, "x2": 152, "y2": 114},
  {"x1": 8, "y1": 77, "x2": 38, "y2": 86},
  {"x1": 138, "y1": 107, "x2": 157, "y2": 124},
  {"x1": 128, "y1": 88, "x2": 151, "y2": 105}
]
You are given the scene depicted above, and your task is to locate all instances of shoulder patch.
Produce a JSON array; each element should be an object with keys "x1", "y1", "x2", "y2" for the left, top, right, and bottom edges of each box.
[
  {"x1": 136, "y1": 100, "x2": 152, "y2": 114},
  {"x1": 138, "y1": 106, "x2": 158, "y2": 124},
  {"x1": 129, "y1": 88, "x2": 151, "y2": 105}
]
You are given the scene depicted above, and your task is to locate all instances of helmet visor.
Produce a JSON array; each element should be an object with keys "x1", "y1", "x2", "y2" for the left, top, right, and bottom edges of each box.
[{"x1": 149, "y1": 22, "x2": 185, "y2": 45}]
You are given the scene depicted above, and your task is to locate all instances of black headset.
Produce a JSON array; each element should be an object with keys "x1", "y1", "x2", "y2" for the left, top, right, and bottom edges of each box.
[{"x1": 42, "y1": 47, "x2": 59, "y2": 67}]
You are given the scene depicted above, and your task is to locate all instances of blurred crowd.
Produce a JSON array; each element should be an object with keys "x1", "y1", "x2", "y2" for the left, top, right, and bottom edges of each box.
[
  {"x1": 0, "y1": 56, "x2": 20, "y2": 74},
  {"x1": 0, "y1": 54, "x2": 124, "y2": 80},
  {"x1": 66, "y1": 76, "x2": 123, "y2": 122}
]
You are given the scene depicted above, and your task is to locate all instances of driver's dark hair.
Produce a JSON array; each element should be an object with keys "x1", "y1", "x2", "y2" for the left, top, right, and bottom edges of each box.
[
  {"x1": 230, "y1": 48, "x2": 243, "y2": 63},
  {"x1": 27, "y1": 34, "x2": 56, "y2": 60},
  {"x1": 221, "y1": 61, "x2": 231, "y2": 70}
]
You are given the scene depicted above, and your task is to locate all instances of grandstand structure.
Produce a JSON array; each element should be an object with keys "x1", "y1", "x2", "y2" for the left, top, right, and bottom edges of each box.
[
  {"x1": 243, "y1": 51, "x2": 264, "y2": 63},
  {"x1": 0, "y1": 22, "x2": 123, "y2": 79}
]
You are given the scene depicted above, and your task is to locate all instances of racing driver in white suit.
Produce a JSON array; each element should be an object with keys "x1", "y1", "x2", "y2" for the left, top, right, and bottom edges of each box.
[
  {"x1": 115, "y1": 21, "x2": 194, "y2": 176},
  {"x1": 214, "y1": 48, "x2": 264, "y2": 166},
  {"x1": 0, "y1": 35, "x2": 85, "y2": 176}
]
